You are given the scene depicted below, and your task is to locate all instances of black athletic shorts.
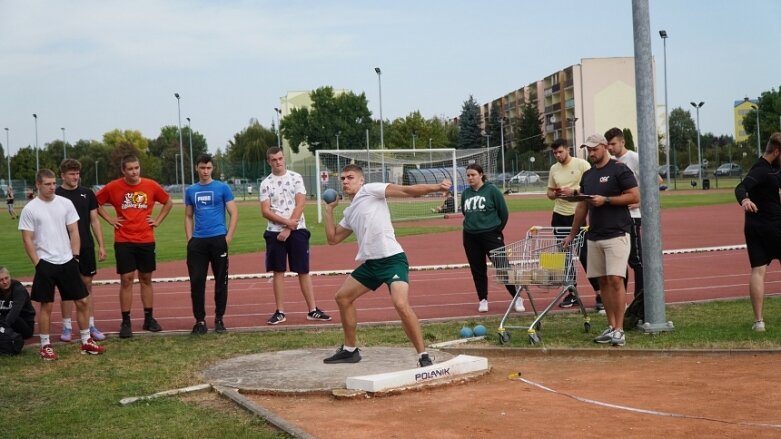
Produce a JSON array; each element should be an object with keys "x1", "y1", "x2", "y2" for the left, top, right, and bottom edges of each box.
[
  {"x1": 78, "y1": 247, "x2": 97, "y2": 277},
  {"x1": 115, "y1": 242, "x2": 156, "y2": 275},
  {"x1": 745, "y1": 221, "x2": 781, "y2": 267},
  {"x1": 31, "y1": 259, "x2": 88, "y2": 303}
]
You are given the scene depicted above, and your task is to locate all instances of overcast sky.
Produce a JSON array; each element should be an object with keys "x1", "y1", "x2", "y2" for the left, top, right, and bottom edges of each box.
[{"x1": 1, "y1": 0, "x2": 779, "y2": 154}]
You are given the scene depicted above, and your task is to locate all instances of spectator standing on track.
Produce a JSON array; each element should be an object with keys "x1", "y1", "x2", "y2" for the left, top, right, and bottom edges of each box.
[
  {"x1": 6, "y1": 187, "x2": 17, "y2": 220},
  {"x1": 735, "y1": 132, "x2": 781, "y2": 332},
  {"x1": 56, "y1": 159, "x2": 107, "y2": 342},
  {"x1": 546, "y1": 139, "x2": 603, "y2": 312},
  {"x1": 0, "y1": 267, "x2": 36, "y2": 340},
  {"x1": 20, "y1": 169, "x2": 105, "y2": 360},
  {"x1": 96, "y1": 155, "x2": 172, "y2": 338},
  {"x1": 563, "y1": 134, "x2": 638, "y2": 347},
  {"x1": 322, "y1": 164, "x2": 449, "y2": 367},
  {"x1": 260, "y1": 147, "x2": 330, "y2": 325},
  {"x1": 185, "y1": 154, "x2": 238, "y2": 334},
  {"x1": 461, "y1": 164, "x2": 522, "y2": 313}
]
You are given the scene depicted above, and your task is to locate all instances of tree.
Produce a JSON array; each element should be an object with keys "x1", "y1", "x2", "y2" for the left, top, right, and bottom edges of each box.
[
  {"x1": 457, "y1": 95, "x2": 482, "y2": 149},
  {"x1": 281, "y1": 86, "x2": 373, "y2": 154},
  {"x1": 385, "y1": 111, "x2": 453, "y2": 150},
  {"x1": 513, "y1": 101, "x2": 545, "y2": 155},
  {"x1": 486, "y1": 102, "x2": 503, "y2": 148},
  {"x1": 225, "y1": 119, "x2": 277, "y2": 180},
  {"x1": 743, "y1": 87, "x2": 781, "y2": 156},
  {"x1": 149, "y1": 125, "x2": 208, "y2": 184},
  {"x1": 667, "y1": 107, "x2": 696, "y2": 167},
  {"x1": 622, "y1": 128, "x2": 635, "y2": 151}
]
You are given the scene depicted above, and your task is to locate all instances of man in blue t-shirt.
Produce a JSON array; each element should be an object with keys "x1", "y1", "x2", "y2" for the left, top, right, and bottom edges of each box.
[{"x1": 184, "y1": 154, "x2": 238, "y2": 334}]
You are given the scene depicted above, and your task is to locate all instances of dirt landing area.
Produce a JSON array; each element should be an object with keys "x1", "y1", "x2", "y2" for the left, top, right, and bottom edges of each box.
[{"x1": 247, "y1": 352, "x2": 781, "y2": 438}]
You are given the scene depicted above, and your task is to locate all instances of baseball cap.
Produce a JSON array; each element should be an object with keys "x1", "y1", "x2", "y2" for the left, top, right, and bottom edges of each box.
[{"x1": 580, "y1": 133, "x2": 607, "y2": 149}]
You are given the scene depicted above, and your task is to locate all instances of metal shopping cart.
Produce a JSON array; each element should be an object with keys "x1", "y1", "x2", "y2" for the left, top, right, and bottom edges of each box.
[{"x1": 489, "y1": 226, "x2": 590, "y2": 345}]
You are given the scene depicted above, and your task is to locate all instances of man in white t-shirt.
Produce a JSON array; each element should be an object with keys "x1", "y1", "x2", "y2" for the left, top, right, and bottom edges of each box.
[
  {"x1": 322, "y1": 164, "x2": 451, "y2": 367},
  {"x1": 260, "y1": 147, "x2": 330, "y2": 325},
  {"x1": 19, "y1": 169, "x2": 105, "y2": 360},
  {"x1": 604, "y1": 127, "x2": 662, "y2": 327}
]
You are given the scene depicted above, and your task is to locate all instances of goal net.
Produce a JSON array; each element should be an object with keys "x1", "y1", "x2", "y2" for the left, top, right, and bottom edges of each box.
[{"x1": 315, "y1": 147, "x2": 499, "y2": 223}]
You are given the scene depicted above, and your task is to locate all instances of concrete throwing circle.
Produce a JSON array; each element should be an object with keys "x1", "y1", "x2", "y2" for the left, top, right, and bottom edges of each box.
[{"x1": 201, "y1": 347, "x2": 454, "y2": 393}]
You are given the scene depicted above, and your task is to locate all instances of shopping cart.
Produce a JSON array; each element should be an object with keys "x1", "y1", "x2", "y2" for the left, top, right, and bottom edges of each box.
[{"x1": 489, "y1": 226, "x2": 590, "y2": 345}]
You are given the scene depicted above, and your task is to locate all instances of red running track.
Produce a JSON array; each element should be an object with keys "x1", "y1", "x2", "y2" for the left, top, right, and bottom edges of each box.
[{"x1": 30, "y1": 202, "x2": 781, "y2": 336}]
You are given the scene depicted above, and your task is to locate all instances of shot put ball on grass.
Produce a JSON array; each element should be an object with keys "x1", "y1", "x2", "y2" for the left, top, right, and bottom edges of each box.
[
  {"x1": 323, "y1": 189, "x2": 338, "y2": 203},
  {"x1": 459, "y1": 326, "x2": 474, "y2": 338}
]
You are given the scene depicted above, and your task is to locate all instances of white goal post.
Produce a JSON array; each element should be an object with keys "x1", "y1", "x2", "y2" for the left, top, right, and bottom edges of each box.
[{"x1": 315, "y1": 147, "x2": 499, "y2": 223}]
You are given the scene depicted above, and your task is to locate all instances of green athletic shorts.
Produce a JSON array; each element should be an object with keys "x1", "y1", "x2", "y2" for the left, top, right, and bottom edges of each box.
[{"x1": 351, "y1": 252, "x2": 410, "y2": 291}]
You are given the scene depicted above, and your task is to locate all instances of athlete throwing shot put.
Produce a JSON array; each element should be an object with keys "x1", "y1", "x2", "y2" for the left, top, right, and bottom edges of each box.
[{"x1": 322, "y1": 164, "x2": 451, "y2": 367}]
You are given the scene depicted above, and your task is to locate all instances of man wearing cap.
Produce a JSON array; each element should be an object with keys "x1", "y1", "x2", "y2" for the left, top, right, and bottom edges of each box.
[{"x1": 563, "y1": 133, "x2": 639, "y2": 347}]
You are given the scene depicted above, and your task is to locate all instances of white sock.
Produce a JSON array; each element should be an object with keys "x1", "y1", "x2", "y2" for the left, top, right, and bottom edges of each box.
[
  {"x1": 80, "y1": 329, "x2": 90, "y2": 344},
  {"x1": 343, "y1": 346, "x2": 356, "y2": 352},
  {"x1": 62, "y1": 318, "x2": 72, "y2": 330},
  {"x1": 419, "y1": 351, "x2": 428, "y2": 359},
  {"x1": 40, "y1": 335, "x2": 50, "y2": 346},
  {"x1": 89, "y1": 317, "x2": 95, "y2": 327}
]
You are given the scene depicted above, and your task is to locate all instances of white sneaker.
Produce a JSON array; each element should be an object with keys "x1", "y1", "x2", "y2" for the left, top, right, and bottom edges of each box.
[
  {"x1": 514, "y1": 297, "x2": 525, "y2": 312},
  {"x1": 478, "y1": 299, "x2": 489, "y2": 313},
  {"x1": 752, "y1": 320, "x2": 766, "y2": 332}
]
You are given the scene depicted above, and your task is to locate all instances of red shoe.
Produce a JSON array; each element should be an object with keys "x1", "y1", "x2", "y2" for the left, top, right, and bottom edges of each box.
[
  {"x1": 40, "y1": 344, "x2": 58, "y2": 361},
  {"x1": 80, "y1": 338, "x2": 106, "y2": 355}
]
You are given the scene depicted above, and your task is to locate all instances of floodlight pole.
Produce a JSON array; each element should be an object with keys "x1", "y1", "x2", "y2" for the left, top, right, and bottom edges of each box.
[{"x1": 175, "y1": 93, "x2": 185, "y2": 190}]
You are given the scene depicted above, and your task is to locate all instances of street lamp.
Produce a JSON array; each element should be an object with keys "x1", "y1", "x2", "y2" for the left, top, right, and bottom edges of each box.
[
  {"x1": 335, "y1": 131, "x2": 341, "y2": 173},
  {"x1": 95, "y1": 160, "x2": 99, "y2": 186},
  {"x1": 412, "y1": 133, "x2": 416, "y2": 153},
  {"x1": 659, "y1": 30, "x2": 672, "y2": 183},
  {"x1": 690, "y1": 101, "x2": 705, "y2": 189},
  {"x1": 33, "y1": 114, "x2": 39, "y2": 173},
  {"x1": 4, "y1": 128, "x2": 10, "y2": 187},
  {"x1": 274, "y1": 107, "x2": 282, "y2": 149},
  {"x1": 174, "y1": 93, "x2": 185, "y2": 190},
  {"x1": 500, "y1": 118, "x2": 507, "y2": 192},
  {"x1": 483, "y1": 133, "x2": 491, "y2": 175},
  {"x1": 744, "y1": 97, "x2": 761, "y2": 157},
  {"x1": 61, "y1": 127, "x2": 67, "y2": 160},
  {"x1": 374, "y1": 67, "x2": 384, "y2": 149},
  {"x1": 186, "y1": 117, "x2": 194, "y2": 185},
  {"x1": 175, "y1": 154, "x2": 180, "y2": 186}
]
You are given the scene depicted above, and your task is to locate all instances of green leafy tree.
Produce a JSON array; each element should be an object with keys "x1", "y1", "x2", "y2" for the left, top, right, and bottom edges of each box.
[
  {"x1": 225, "y1": 119, "x2": 277, "y2": 180},
  {"x1": 281, "y1": 86, "x2": 373, "y2": 154},
  {"x1": 11, "y1": 146, "x2": 38, "y2": 184},
  {"x1": 622, "y1": 128, "x2": 635, "y2": 151},
  {"x1": 486, "y1": 102, "x2": 503, "y2": 148},
  {"x1": 457, "y1": 95, "x2": 483, "y2": 149},
  {"x1": 149, "y1": 125, "x2": 208, "y2": 184},
  {"x1": 513, "y1": 101, "x2": 545, "y2": 155},
  {"x1": 668, "y1": 107, "x2": 697, "y2": 167},
  {"x1": 743, "y1": 87, "x2": 781, "y2": 157}
]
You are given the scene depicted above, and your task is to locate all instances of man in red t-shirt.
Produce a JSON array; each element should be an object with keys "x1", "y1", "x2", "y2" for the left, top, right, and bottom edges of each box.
[{"x1": 97, "y1": 155, "x2": 173, "y2": 338}]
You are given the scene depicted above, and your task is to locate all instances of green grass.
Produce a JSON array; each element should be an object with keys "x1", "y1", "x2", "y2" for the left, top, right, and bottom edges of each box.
[
  {"x1": 1, "y1": 296, "x2": 779, "y2": 438},
  {"x1": 1, "y1": 191, "x2": 735, "y2": 278}
]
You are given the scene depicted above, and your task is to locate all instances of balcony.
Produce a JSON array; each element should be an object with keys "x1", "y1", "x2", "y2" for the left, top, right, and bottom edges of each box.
[{"x1": 565, "y1": 98, "x2": 575, "y2": 109}]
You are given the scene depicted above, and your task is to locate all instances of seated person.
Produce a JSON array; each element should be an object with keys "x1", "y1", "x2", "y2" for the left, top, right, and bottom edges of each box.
[
  {"x1": 0, "y1": 266, "x2": 36, "y2": 339},
  {"x1": 432, "y1": 192, "x2": 456, "y2": 213}
]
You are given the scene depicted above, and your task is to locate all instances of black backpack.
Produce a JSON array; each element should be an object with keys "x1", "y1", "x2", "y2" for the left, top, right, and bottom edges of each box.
[{"x1": 0, "y1": 325, "x2": 23, "y2": 356}]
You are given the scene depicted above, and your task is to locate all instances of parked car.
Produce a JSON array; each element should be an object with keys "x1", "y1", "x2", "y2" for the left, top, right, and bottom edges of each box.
[
  {"x1": 509, "y1": 170, "x2": 541, "y2": 184},
  {"x1": 92, "y1": 184, "x2": 105, "y2": 192},
  {"x1": 490, "y1": 172, "x2": 514, "y2": 184},
  {"x1": 714, "y1": 163, "x2": 742, "y2": 177},
  {"x1": 658, "y1": 164, "x2": 679, "y2": 179},
  {"x1": 164, "y1": 184, "x2": 185, "y2": 193},
  {"x1": 682, "y1": 164, "x2": 706, "y2": 178}
]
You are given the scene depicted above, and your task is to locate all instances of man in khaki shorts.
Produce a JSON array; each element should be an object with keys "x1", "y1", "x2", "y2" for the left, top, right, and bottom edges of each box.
[{"x1": 563, "y1": 134, "x2": 638, "y2": 347}]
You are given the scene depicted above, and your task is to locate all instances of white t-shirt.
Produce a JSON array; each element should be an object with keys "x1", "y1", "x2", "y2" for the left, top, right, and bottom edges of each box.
[
  {"x1": 339, "y1": 183, "x2": 403, "y2": 262},
  {"x1": 615, "y1": 150, "x2": 641, "y2": 219},
  {"x1": 259, "y1": 170, "x2": 307, "y2": 232},
  {"x1": 18, "y1": 195, "x2": 80, "y2": 264}
]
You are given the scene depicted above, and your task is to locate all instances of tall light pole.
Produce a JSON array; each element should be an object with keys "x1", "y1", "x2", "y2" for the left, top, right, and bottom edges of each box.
[
  {"x1": 500, "y1": 118, "x2": 506, "y2": 192},
  {"x1": 274, "y1": 107, "x2": 282, "y2": 149},
  {"x1": 4, "y1": 128, "x2": 10, "y2": 186},
  {"x1": 61, "y1": 127, "x2": 67, "y2": 160},
  {"x1": 690, "y1": 101, "x2": 704, "y2": 189},
  {"x1": 412, "y1": 133, "x2": 416, "y2": 153},
  {"x1": 175, "y1": 154, "x2": 180, "y2": 186},
  {"x1": 745, "y1": 97, "x2": 761, "y2": 157},
  {"x1": 95, "y1": 160, "x2": 99, "y2": 185},
  {"x1": 567, "y1": 116, "x2": 578, "y2": 156},
  {"x1": 483, "y1": 133, "x2": 491, "y2": 175},
  {"x1": 660, "y1": 30, "x2": 671, "y2": 182},
  {"x1": 374, "y1": 67, "x2": 384, "y2": 149},
  {"x1": 174, "y1": 93, "x2": 185, "y2": 190},
  {"x1": 335, "y1": 131, "x2": 341, "y2": 173},
  {"x1": 186, "y1": 117, "x2": 194, "y2": 185},
  {"x1": 33, "y1": 114, "x2": 39, "y2": 173}
]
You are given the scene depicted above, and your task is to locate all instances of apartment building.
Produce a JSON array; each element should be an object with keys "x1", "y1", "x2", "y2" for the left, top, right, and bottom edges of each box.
[
  {"x1": 733, "y1": 98, "x2": 757, "y2": 143},
  {"x1": 482, "y1": 57, "x2": 650, "y2": 154}
]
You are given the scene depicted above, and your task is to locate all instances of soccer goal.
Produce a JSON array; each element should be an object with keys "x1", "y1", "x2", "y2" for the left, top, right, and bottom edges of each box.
[{"x1": 315, "y1": 147, "x2": 499, "y2": 223}]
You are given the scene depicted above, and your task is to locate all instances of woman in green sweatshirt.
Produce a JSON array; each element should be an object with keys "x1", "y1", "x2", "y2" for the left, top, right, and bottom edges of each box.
[{"x1": 461, "y1": 164, "x2": 522, "y2": 313}]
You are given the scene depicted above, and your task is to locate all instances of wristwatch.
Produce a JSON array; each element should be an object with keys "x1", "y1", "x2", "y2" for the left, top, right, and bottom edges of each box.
[{"x1": 605, "y1": 197, "x2": 612, "y2": 205}]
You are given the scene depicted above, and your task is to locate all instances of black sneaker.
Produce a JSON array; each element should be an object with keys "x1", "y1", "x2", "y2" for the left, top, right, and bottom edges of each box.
[
  {"x1": 323, "y1": 346, "x2": 361, "y2": 364},
  {"x1": 191, "y1": 321, "x2": 207, "y2": 335},
  {"x1": 214, "y1": 319, "x2": 227, "y2": 333},
  {"x1": 418, "y1": 353, "x2": 433, "y2": 367},
  {"x1": 558, "y1": 293, "x2": 579, "y2": 308},
  {"x1": 307, "y1": 307, "x2": 332, "y2": 321},
  {"x1": 595, "y1": 294, "x2": 605, "y2": 312},
  {"x1": 119, "y1": 321, "x2": 133, "y2": 339},
  {"x1": 143, "y1": 317, "x2": 162, "y2": 332},
  {"x1": 266, "y1": 310, "x2": 286, "y2": 325}
]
